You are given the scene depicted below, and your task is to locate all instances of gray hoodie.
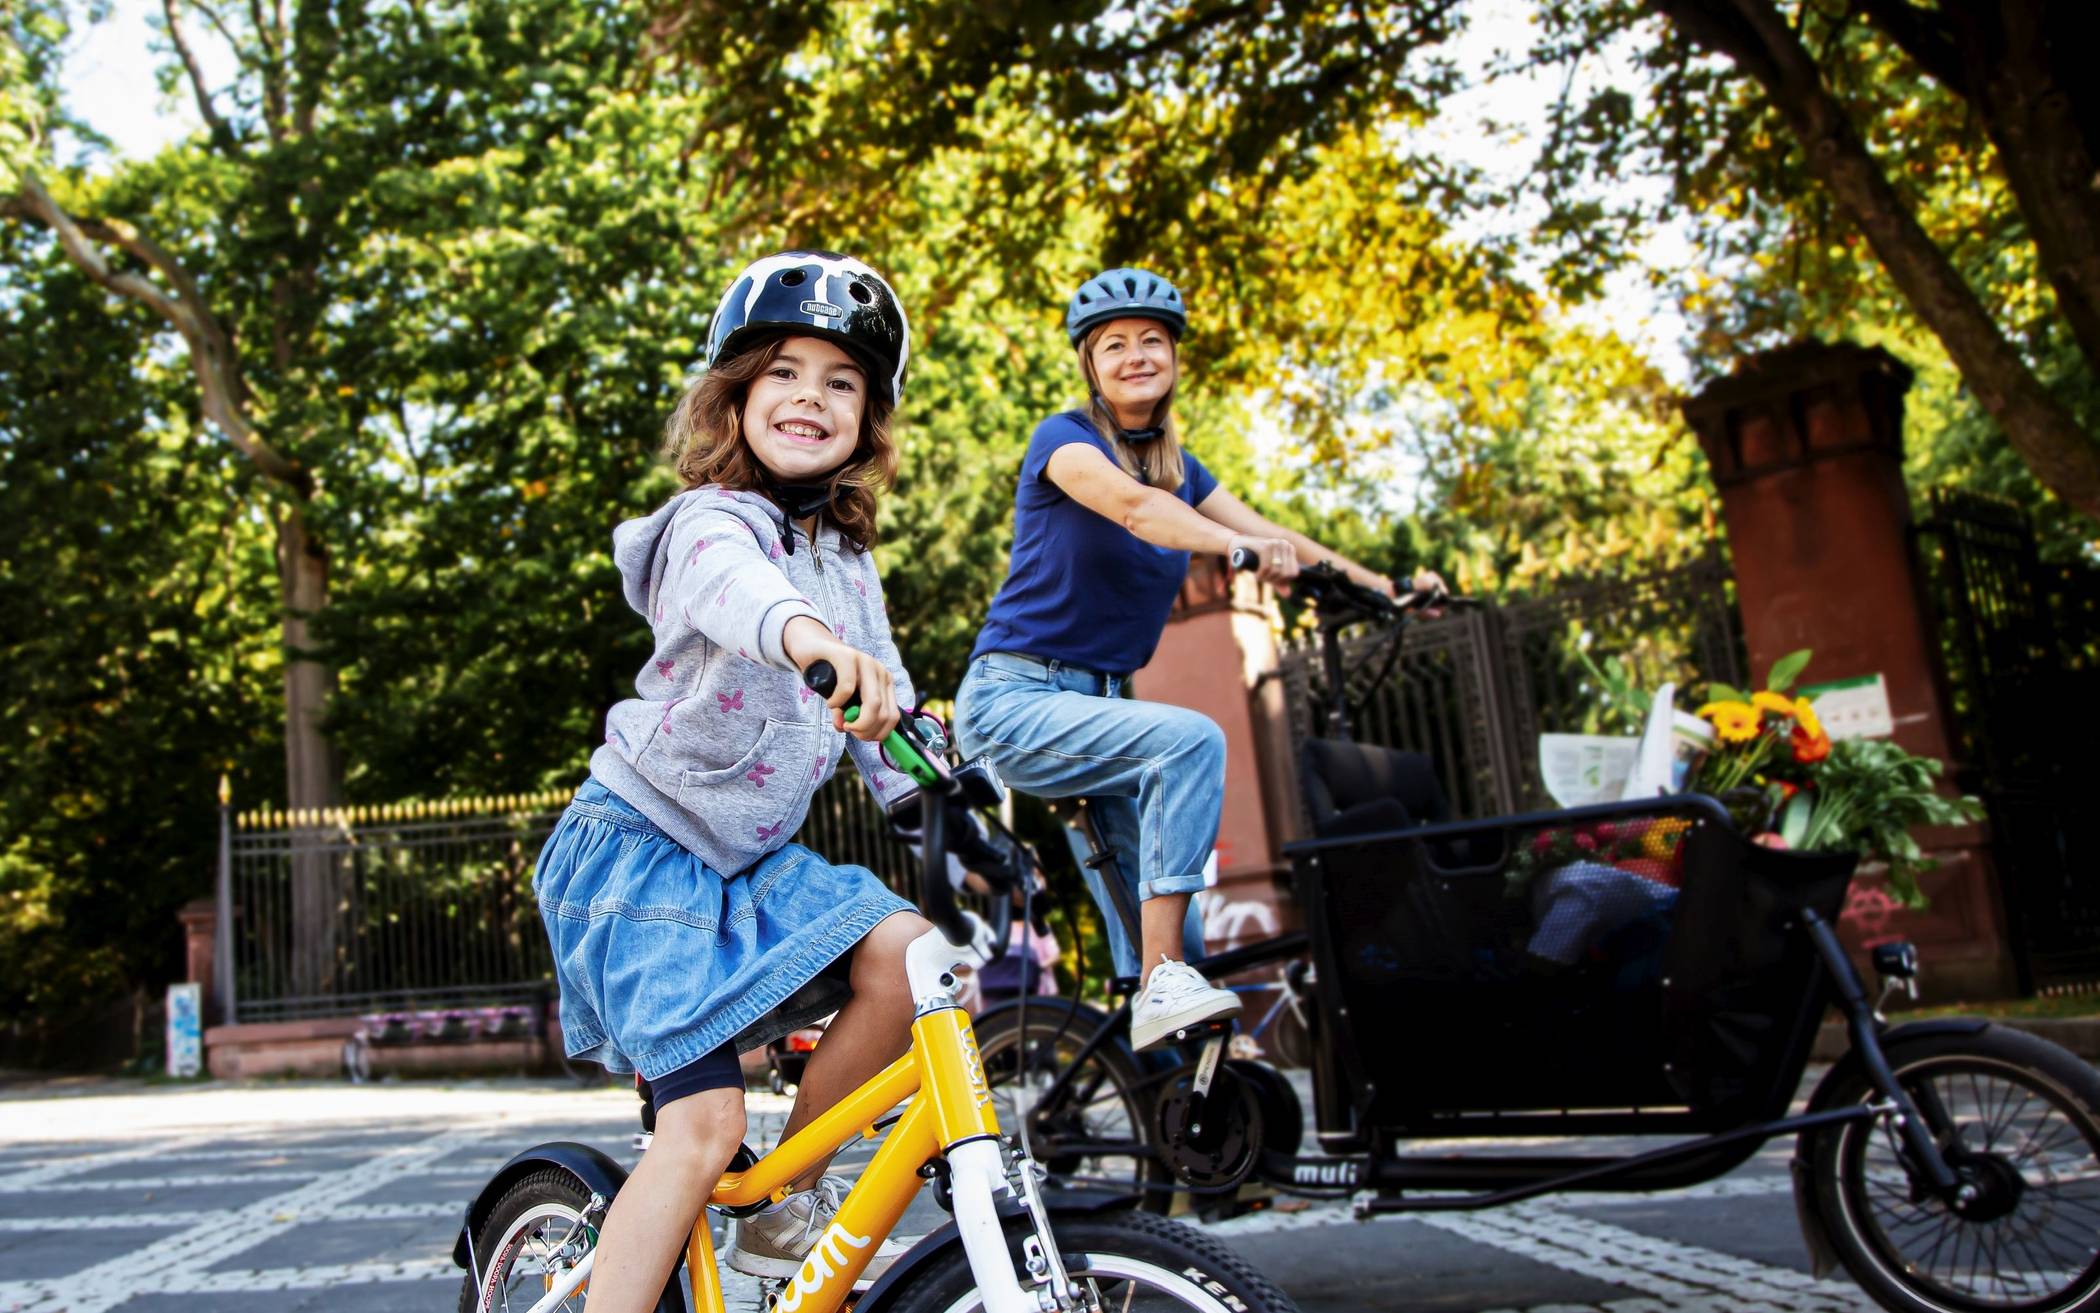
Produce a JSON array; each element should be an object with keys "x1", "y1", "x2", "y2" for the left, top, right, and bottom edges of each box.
[{"x1": 589, "y1": 485, "x2": 920, "y2": 875}]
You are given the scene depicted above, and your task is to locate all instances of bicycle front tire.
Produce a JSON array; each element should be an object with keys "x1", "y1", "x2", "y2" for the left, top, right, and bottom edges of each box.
[
  {"x1": 458, "y1": 1167, "x2": 681, "y2": 1313},
  {"x1": 871, "y1": 1210, "x2": 1301, "y2": 1313},
  {"x1": 1808, "y1": 1025, "x2": 2100, "y2": 1313}
]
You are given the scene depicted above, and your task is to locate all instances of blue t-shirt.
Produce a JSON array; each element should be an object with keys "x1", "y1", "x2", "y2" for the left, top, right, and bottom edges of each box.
[{"x1": 971, "y1": 410, "x2": 1220, "y2": 674}]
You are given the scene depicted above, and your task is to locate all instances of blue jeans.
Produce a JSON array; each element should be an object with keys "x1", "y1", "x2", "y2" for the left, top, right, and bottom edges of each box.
[{"x1": 957, "y1": 653, "x2": 1218, "y2": 978}]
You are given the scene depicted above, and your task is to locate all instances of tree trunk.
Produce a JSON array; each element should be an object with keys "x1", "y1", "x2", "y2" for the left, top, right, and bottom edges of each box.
[
  {"x1": 278, "y1": 503, "x2": 345, "y2": 999},
  {"x1": 1659, "y1": 0, "x2": 2100, "y2": 521},
  {"x1": 1787, "y1": 81, "x2": 2100, "y2": 519},
  {"x1": 1950, "y1": 0, "x2": 2100, "y2": 374}
]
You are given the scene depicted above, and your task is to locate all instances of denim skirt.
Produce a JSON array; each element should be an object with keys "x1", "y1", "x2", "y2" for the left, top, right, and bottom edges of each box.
[{"x1": 534, "y1": 778, "x2": 913, "y2": 1080}]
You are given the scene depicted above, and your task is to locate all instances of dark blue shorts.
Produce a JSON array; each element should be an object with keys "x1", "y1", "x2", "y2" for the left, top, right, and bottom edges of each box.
[{"x1": 640, "y1": 1042, "x2": 743, "y2": 1107}]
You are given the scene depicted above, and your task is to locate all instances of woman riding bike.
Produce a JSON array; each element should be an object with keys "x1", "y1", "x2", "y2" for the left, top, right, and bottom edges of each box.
[{"x1": 955, "y1": 266, "x2": 1439, "y2": 1051}]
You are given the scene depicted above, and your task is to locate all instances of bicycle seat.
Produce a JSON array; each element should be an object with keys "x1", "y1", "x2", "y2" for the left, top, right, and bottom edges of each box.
[{"x1": 1300, "y1": 737, "x2": 1451, "y2": 838}]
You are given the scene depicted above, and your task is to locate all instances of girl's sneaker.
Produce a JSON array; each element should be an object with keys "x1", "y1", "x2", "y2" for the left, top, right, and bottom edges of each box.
[
  {"x1": 1130, "y1": 956, "x2": 1241, "y2": 1051},
  {"x1": 725, "y1": 1175, "x2": 907, "y2": 1281}
]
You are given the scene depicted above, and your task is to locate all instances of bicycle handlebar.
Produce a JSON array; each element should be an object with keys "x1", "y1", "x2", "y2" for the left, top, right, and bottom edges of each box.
[
  {"x1": 800, "y1": 660, "x2": 1010, "y2": 958},
  {"x1": 1227, "y1": 548, "x2": 1476, "y2": 623},
  {"x1": 1293, "y1": 560, "x2": 1479, "y2": 625}
]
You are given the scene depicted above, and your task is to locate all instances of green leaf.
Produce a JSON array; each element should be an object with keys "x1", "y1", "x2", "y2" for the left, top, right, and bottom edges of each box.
[
  {"x1": 1765, "y1": 649, "x2": 1812, "y2": 693},
  {"x1": 1705, "y1": 682, "x2": 1750, "y2": 705}
]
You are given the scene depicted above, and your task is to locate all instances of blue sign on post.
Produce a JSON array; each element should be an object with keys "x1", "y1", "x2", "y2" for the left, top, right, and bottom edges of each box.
[{"x1": 166, "y1": 982, "x2": 203, "y2": 1079}]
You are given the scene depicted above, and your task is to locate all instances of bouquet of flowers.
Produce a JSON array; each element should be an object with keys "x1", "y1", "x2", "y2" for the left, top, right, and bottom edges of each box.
[
  {"x1": 1688, "y1": 650, "x2": 1980, "y2": 906},
  {"x1": 1506, "y1": 815, "x2": 1694, "y2": 892},
  {"x1": 1689, "y1": 648, "x2": 1828, "y2": 796}
]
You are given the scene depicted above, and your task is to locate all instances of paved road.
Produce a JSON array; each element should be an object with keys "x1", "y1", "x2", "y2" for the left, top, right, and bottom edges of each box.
[{"x1": 0, "y1": 1073, "x2": 1886, "y2": 1313}]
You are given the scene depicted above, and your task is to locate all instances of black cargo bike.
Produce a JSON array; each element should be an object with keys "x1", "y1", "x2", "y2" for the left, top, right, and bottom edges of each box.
[{"x1": 971, "y1": 558, "x2": 2100, "y2": 1313}]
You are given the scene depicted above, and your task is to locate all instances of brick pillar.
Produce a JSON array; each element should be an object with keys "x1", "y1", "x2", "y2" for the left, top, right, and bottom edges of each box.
[
  {"x1": 1681, "y1": 341, "x2": 2014, "y2": 999},
  {"x1": 178, "y1": 898, "x2": 218, "y2": 1021},
  {"x1": 1133, "y1": 555, "x2": 1296, "y2": 952}
]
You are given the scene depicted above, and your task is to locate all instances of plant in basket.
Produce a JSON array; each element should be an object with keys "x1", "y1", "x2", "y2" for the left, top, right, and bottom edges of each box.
[{"x1": 1688, "y1": 650, "x2": 1980, "y2": 907}]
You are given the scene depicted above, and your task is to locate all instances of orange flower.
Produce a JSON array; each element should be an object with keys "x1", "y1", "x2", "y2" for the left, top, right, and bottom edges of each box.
[{"x1": 1791, "y1": 726, "x2": 1831, "y2": 764}]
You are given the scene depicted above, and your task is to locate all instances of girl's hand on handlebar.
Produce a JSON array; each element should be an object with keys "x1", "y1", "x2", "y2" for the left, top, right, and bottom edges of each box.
[
  {"x1": 784, "y1": 618, "x2": 898, "y2": 742},
  {"x1": 1228, "y1": 534, "x2": 1299, "y2": 584}
]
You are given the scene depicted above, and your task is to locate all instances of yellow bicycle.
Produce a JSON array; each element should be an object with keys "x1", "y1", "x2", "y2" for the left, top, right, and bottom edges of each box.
[{"x1": 455, "y1": 664, "x2": 1300, "y2": 1313}]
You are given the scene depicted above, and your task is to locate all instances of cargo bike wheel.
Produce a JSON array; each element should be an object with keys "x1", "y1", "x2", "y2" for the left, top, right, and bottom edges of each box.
[
  {"x1": 974, "y1": 998, "x2": 1173, "y2": 1212},
  {"x1": 1809, "y1": 1027, "x2": 2100, "y2": 1313}
]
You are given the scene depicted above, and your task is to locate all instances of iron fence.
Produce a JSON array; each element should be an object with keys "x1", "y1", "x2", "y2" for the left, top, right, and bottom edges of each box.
[
  {"x1": 1280, "y1": 553, "x2": 1745, "y2": 819},
  {"x1": 1495, "y1": 554, "x2": 1746, "y2": 807},
  {"x1": 222, "y1": 776, "x2": 918, "y2": 1024},
  {"x1": 1920, "y1": 489, "x2": 2100, "y2": 992}
]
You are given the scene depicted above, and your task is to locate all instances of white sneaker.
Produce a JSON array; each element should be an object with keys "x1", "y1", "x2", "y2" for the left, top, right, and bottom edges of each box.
[
  {"x1": 724, "y1": 1175, "x2": 908, "y2": 1281},
  {"x1": 1130, "y1": 956, "x2": 1241, "y2": 1052}
]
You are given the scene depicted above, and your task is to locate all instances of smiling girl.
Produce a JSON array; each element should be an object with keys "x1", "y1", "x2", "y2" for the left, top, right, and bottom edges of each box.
[{"x1": 532, "y1": 252, "x2": 929, "y2": 1311}]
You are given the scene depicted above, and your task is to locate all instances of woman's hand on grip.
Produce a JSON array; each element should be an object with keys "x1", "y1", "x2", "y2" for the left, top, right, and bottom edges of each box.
[{"x1": 1227, "y1": 534, "x2": 1298, "y2": 584}]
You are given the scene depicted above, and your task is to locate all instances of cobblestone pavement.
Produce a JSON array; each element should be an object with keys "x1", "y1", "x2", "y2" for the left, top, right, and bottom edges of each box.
[{"x1": 0, "y1": 1073, "x2": 1893, "y2": 1312}]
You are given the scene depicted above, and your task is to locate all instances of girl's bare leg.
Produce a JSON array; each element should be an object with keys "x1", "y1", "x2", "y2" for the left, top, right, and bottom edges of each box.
[
  {"x1": 777, "y1": 911, "x2": 932, "y2": 1191},
  {"x1": 586, "y1": 1086, "x2": 745, "y2": 1313}
]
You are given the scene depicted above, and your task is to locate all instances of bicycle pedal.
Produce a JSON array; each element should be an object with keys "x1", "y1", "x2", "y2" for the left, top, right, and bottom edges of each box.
[{"x1": 1170, "y1": 1019, "x2": 1236, "y2": 1043}]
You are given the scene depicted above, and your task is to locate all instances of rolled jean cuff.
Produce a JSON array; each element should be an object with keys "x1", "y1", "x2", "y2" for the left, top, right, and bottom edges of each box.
[{"x1": 1141, "y1": 870, "x2": 1209, "y2": 899}]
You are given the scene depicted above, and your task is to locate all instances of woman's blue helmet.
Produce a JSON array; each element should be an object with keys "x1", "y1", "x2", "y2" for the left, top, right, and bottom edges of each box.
[{"x1": 1064, "y1": 268, "x2": 1186, "y2": 346}]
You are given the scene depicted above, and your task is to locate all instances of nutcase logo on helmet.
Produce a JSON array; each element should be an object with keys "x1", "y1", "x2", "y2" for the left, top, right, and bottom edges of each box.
[{"x1": 800, "y1": 299, "x2": 844, "y2": 319}]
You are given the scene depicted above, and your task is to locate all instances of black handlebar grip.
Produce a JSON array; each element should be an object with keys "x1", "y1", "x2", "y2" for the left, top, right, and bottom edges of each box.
[
  {"x1": 802, "y1": 660, "x2": 840, "y2": 702},
  {"x1": 1229, "y1": 546, "x2": 1259, "y2": 572}
]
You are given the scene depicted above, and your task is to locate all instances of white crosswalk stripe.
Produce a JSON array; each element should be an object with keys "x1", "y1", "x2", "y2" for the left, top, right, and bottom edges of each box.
[{"x1": 0, "y1": 1127, "x2": 488, "y2": 1313}]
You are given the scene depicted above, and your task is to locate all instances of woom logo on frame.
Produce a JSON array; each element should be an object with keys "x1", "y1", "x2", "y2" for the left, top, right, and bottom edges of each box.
[{"x1": 772, "y1": 1221, "x2": 873, "y2": 1312}]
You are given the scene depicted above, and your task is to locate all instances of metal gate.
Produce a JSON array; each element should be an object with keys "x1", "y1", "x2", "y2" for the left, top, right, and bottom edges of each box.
[
  {"x1": 1920, "y1": 490, "x2": 2100, "y2": 993},
  {"x1": 1280, "y1": 553, "x2": 1746, "y2": 819},
  {"x1": 219, "y1": 776, "x2": 916, "y2": 1024}
]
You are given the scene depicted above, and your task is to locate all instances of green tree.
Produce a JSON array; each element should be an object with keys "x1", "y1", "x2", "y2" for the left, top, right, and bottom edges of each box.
[
  {"x1": 655, "y1": 0, "x2": 2099, "y2": 527},
  {"x1": 0, "y1": 219, "x2": 282, "y2": 1059},
  {"x1": 0, "y1": 0, "x2": 726, "y2": 1005}
]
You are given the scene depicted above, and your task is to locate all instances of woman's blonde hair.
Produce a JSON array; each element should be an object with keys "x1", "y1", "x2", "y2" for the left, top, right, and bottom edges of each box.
[
  {"x1": 1077, "y1": 322, "x2": 1184, "y2": 493},
  {"x1": 661, "y1": 335, "x2": 898, "y2": 549}
]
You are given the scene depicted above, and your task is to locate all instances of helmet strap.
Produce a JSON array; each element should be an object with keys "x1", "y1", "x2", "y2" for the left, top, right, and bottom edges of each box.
[
  {"x1": 754, "y1": 470, "x2": 838, "y2": 555},
  {"x1": 1090, "y1": 393, "x2": 1167, "y2": 444}
]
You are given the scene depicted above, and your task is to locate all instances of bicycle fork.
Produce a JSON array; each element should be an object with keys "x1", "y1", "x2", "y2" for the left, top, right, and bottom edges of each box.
[{"x1": 1802, "y1": 908, "x2": 1963, "y2": 1200}]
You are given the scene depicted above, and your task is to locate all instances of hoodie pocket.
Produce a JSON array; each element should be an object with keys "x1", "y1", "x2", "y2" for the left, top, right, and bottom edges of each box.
[{"x1": 674, "y1": 717, "x2": 820, "y2": 819}]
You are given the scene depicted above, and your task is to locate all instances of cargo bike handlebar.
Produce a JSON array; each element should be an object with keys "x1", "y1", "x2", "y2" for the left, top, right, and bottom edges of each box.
[{"x1": 800, "y1": 659, "x2": 1041, "y2": 963}]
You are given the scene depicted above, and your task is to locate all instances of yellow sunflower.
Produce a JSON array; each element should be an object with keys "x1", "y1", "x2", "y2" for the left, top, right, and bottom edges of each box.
[
  {"x1": 1698, "y1": 700, "x2": 1760, "y2": 743},
  {"x1": 1793, "y1": 696, "x2": 1825, "y2": 740},
  {"x1": 1642, "y1": 817, "x2": 1690, "y2": 860},
  {"x1": 1752, "y1": 690, "x2": 1796, "y2": 719}
]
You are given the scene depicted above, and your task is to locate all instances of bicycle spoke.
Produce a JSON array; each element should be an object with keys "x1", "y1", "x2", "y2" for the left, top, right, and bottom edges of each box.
[{"x1": 1989, "y1": 1081, "x2": 2039, "y2": 1154}]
